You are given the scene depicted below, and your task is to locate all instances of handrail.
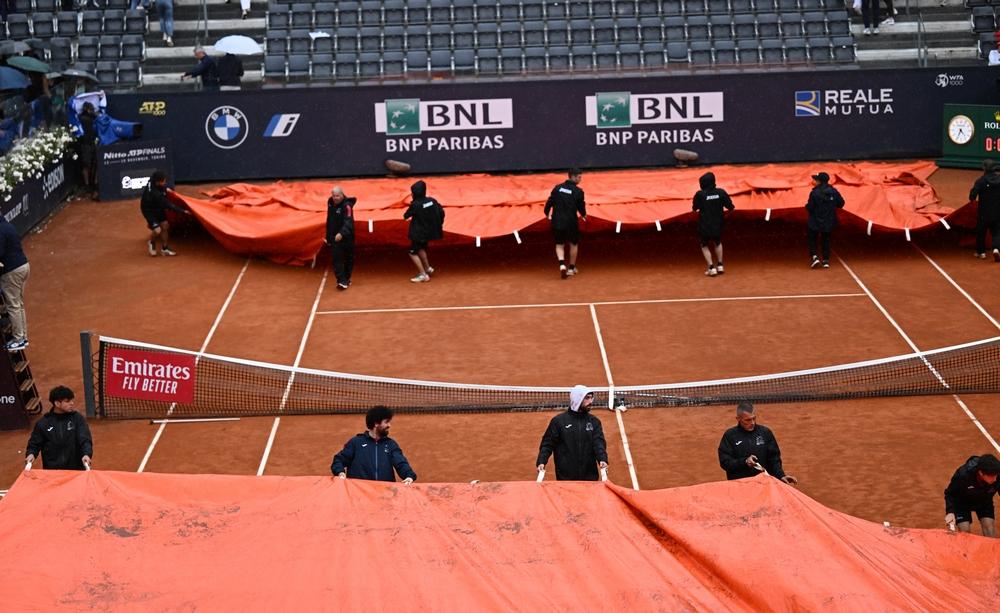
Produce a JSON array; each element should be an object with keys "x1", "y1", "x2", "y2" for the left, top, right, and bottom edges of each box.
[
  {"x1": 916, "y1": 10, "x2": 928, "y2": 67},
  {"x1": 195, "y1": 0, "x2": 210, "y2": 46}
]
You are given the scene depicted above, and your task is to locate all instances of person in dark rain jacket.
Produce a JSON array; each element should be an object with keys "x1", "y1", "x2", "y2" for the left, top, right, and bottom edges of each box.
[
  {"x1": 544, "y1": 168, "x2": 587, "y2": 279},
  {"x1": 692, "y1": 171, "x2": 735, "y2": 277},
  {"x1": 536, "y1": 385, "x2": 608, "y2": 481},
  {"x1": 403, "y1": 180, "x2": 445, "y2": 283},
  {"x1": 805, "y1": 171, "x2": 845, "y2": 269},
  {"x1": 24, "y1": 387, "x2": 93, "y2": 470},
  {"x1": 140, "y1": 170, "x2": 190, "y2": 257},
  {"x1": 943, "y1": 454, "x2": 999, "y2": 536},
  {"x1": 331, "y1": 406, "x2": 416, "y2": 483},
  {"x1": 969, "y1": 160, "x2": 1000, "y2": 261},
  {"x1": 324, "y1": 186, "x2": 355, "y2": 290},
  {"x1": 718, "y1": 401, "x2": 797, "y2": 484}
]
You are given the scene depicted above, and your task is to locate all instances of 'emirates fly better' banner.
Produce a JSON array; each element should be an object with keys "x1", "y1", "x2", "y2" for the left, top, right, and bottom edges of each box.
[{"x1": 104, "y1": 347, "x2": 196, "y2": 404}]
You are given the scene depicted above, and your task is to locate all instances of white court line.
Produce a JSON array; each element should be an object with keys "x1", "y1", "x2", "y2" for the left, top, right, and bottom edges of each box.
[
  {"x1": 138, "y1": 258, "x2": 251, "y2": 473},
  {"x1": 316, "y1": 293, "x2": 866, "y2": 316},
  {"x1": 912, "y1": 244, "x2": 1000, "y2": 332},
  {"x1": 837, "y1": 255, "x2": 1000, "y2": 455},
  {"x1": 257, "y1": 267, "x2": 330, "y2": 477},
  {"x1": 589, "y1": 304, "x2": 640, "y2": 491}
]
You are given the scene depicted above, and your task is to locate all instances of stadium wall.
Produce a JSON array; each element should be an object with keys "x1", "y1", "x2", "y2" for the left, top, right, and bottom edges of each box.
[
  {"x1": 108, "y1": 66, "x2": 997, "y2": 182},
  {"x1": 2, "y1": 154, "x2": 76, "y2": 236}
]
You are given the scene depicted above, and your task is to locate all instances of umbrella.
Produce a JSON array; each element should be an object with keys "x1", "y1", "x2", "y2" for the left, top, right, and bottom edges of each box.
[
  {"x1": 7, "y1": 55, "x2": 50, "y2": 73},
  {"x1": 0, "y1": 66, "x2": 30, "y2": 91},
  {"x1": 0, "y1": 41, "x2": 31, "y2": 55},
  {"x1": 213, "y1": 35, "x2": 263, "y2": 55},
  {"x1": 61, "y1": 68, "x2": 98, "y2": 82}
]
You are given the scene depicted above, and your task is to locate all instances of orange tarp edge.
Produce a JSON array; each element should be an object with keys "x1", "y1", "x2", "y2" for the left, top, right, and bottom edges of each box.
[
  {"x1": 0, "y1": 470, "x2": 997, "y2": 611},
  {"x1": 174, "y1": 161, "x2": 961, "y2": 266}
]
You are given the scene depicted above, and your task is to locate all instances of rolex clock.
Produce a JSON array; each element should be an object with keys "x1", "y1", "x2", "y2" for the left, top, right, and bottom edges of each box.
[{"x1": 947, "y1": 115, "x2": 974, "y2": 145}]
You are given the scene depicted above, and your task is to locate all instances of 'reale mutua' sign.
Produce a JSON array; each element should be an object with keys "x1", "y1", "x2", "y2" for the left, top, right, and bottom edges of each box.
[{"x1": 105, "y1": 347, "x2": 196, "y2": 403}]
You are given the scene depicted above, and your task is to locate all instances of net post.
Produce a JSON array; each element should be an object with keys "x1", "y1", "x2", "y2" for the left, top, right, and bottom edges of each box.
[{"x1": 79, "y1": 331, "x2": 97, "y2": 418}]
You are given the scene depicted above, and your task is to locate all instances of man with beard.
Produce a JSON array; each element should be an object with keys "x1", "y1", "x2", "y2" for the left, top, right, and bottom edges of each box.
[
  {"x1": 544, "y1": 168, "x2": 587, "y2": 279},
  {"x1": 969, "y1": 160, "x2": 1000, "y2": 262},
  {"x1": 805, "y1": 171, "x2": 845, "y2": 269},
  {"x1": 944, "y1": 454, "x2": 1000, "y2": 536},
  {"x1": 403, "y1": 180, "x2": 445, "y2": 283},
  {"x1": 331, "y1": 406, "x2": 416, "y2": 483},
  {"x1": 24, "y1": 386, "x2": 93, "y2": 470},
  {"x1": 536, "y1": 385, "x2": 609, "y2": 481},
  {"x1": 324, "y1": 186, "x2": 355, "y2": 290},
  {"x1": 718, "y1": 401, "x2": 797, "y2": 484},
  {"x1": 692, "y1": 171, "x2": 735, "y2": 277}
]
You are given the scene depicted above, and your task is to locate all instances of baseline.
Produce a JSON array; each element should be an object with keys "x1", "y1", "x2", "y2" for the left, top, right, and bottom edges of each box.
[
  {"x1": 316, "y1": 292, "x2": 867, "y2": 316},
  {"x1": 137, "y1": 258, "x2": 251, "y2": 473}
]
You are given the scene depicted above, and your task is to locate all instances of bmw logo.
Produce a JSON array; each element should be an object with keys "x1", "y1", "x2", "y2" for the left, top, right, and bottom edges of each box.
[{"x1": 205, "y1": 105, "x2": 249, "y2": 149}]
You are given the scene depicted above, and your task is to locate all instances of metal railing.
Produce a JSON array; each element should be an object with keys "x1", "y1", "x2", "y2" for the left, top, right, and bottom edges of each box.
[{"x1": 195, "y1": 0, "x2": 210, "y2": 47}]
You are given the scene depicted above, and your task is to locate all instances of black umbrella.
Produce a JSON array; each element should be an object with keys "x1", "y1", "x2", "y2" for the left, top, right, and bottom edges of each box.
[{"x1": 0, "y1": 41, "x2": 31, "y2": 55}]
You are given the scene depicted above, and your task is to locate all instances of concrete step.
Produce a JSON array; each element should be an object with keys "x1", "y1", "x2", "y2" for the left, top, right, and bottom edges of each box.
[
  {"x1": 142, "y1": 69, "x2": 262, "y2": 86},
  {"x1": 850, "y1": 20, "x2": 970, "y2": 34},
  {"x1": 856, "y1": 44, "x2": 978, "y2": 60}
]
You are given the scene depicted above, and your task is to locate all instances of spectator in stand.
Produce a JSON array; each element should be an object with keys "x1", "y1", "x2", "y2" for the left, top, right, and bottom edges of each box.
[
  {"x1": 861, "y1": 0, "x2": 880, "y2": 35},
  {"x1": 181, "y1": 47, "x2": 220, "y2": 91},
  {"x1": 880, "y1": 0, "x2": 895, "y2": 26},
  {"x1": 157, "y1": 0, "x2": 175, "y2": 47},
  {"x1": 226, "y1": 0, "x2": 251, "y2": 20},
  {"x1": 0, "y1": 217, "x2": 29, "y2": 352},
  {"x1": 989, "y1": 41, "x2": 1000, "y2": 66},
  {"x1": 217, "y1": 53, "x2": 244, "y2": 91}
]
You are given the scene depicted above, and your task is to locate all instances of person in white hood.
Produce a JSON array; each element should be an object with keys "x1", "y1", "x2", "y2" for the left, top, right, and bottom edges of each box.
[{"x1": 536, "y1": 385, "x2": 609, "y2": 481}]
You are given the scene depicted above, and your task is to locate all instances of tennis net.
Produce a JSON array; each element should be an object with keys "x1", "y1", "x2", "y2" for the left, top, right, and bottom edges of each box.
[{"x1": 89, "y1": 334, "x2": 1000, "y2": 419}]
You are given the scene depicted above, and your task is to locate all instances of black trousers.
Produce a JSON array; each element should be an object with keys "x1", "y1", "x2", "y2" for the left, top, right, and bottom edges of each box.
[
  {"x1": 808, "y1": 229, "x2": 831, "y2": 260},
  {"x1": 331, "y1": 240, "x2": 354, "y2": 285},
  {"x1": 976, "y1": 219, "x2": 1000, "y2": 254}
]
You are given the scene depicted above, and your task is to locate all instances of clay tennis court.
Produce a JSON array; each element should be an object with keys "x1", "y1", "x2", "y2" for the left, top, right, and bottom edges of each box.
[{"x1": 1, "y1": 165, "x2": 998, "y2": 532}]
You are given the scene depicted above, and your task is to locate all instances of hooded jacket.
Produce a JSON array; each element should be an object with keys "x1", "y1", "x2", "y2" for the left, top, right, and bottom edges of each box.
[
  {"x1": 326, "y1": 196, "x2": 356, "y2": 243},
  {"x1": 969, "y1": 171, "x2": 1000, "y2": 223},
  {"x1": 806, "y1": 182, "x2": 845, "y2": 232},
  {"x1": 25, "y1": 410, "x2": 93, "y2": 470},
  {"x1": 544, "y1": 179, "x2": 587, "y2": 231},
  {"x1": 536, "y1": 385, "x2": 608, "y2": 481},
  {"x1": 0, "y1": 220, "x2": 28, "y2": 273},
  {"x1": 944, "y1": 455, "x2": 999, "y2": 514},
  {"x1": 330, "y1": 432, "x2": 417, "y2": 482},
  {"x1": 718, "y1": 424, "x2": 786, "y2": 480},
  {"x1": 692, "y1": 172, "x2": 735, "y2": 235},
  {"x1": 403, "y1": 181, "x2": 445, "y2": 242}
]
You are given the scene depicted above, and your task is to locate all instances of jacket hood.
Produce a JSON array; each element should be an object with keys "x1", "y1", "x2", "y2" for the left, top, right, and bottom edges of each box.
[
  {"x1": 331, "y1": 196, "x2": 356, "y2": 206},
  {"x1": 569, "y1": 385, "x2": 591, "y2": 412},
  {"x1": 411, "y1": 180, "x2": 426, "y2": 199},
  {"x1": 699, "y1": 172, "x2": 716, "y2": 190},
  {"x1": 986, "y1": 173, "x2": 1000, "y2": 186}
]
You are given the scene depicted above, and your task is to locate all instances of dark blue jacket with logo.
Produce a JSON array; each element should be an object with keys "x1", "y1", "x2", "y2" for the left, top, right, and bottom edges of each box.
[
  {"x1": 25, "y1": 410, "x2": 93, "y2": 470},
  {"x1": 330, "y1": 432, "x2": 417, "y2": 482},
  {"x1": 718, "y1": 424, "x2": 786, "y2": 480},
  {"x1": 944, "y1": 455, "x2": 999, "y2": 514}
]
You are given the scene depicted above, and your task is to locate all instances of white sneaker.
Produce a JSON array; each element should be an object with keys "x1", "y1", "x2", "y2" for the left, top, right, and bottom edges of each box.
[
  {"x1": 716, "y1": 264, "x2": 724, "y2": 274},
  {"x1": 810, "y1": 256, "x2": 821, "y2": 268},
  {"x1": 148, "y1": 240, "x2": 158, "y2": 256},
  {"x1": 161, "y1": 247, "x2": 177, "y2": 256},
  {"x1": 873, "y1": 27, "x2": 879, "y2": 34},
  {"x1": 863, "y1": 27, "x2": 871, "y2": 35},
  {"x1": 425, "y1": 266, "x2": 435, "y2": 276},
  {"x1": 994, "y1": 248, "x2": 1000, "y2": 262},
  {"x1": 882, "y1": 17, "x2": 894, "y2": 25},
  {"x1": 566, "y1": 266, "x2": 578, "y2": 276},
  {"x1": 162, "y1": 33, "x2": 167, "y2": 41},
  {"x1": 410, "y1": 273, "x2": 430, "y2": 283},
  {"x1": 976, "y1": 252, "x2": 987, "y2": 259},
  {"x1": 166, "y1": 36, "x2": 173, "y2": 47},
  {"x1": 705, "y1": 266, "x2": 717, "y2": 277},
  {"x1": 559, "y1": 264, "x2": 567, "y2": 279}
]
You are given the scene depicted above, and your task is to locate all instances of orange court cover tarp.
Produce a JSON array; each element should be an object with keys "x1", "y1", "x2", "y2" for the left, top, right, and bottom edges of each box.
[
  {"x1": 175, "y1": 161, "x2": 959, "y2": 266},
  {"x1": 1, "y1": 470, "x2": 998, "y2": 611}
]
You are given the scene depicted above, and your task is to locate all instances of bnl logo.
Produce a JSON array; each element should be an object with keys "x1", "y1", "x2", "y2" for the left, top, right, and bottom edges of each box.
[
  {"x1": 264, "y1": 114, "x2": 301, "y2": 137},
  {"x1": 794, "y1": 91, "x2": 821, "y2": 117}
]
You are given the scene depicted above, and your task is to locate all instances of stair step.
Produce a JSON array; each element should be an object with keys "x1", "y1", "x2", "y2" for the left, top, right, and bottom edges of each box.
[
  {"x1": 14, "y1": 359, "x2": 29, "y2": 374},
  {"x1": 24, "y1": 396, "x2": 41, "y2": 416},
  {"x1": 19, "y1": 377, "x2": 34, "y2": 393}
]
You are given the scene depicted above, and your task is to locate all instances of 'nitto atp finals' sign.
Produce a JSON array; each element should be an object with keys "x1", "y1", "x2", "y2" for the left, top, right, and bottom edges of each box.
[
  {"x1": 105, "y1": 347, "x2": 196, "y2": 403},
  {"x1": 585, "y1": 91, "x2": 723, "y2": 146},
  {"x1": 374, "y1": 98, "x2": 513, "y2": 152}
]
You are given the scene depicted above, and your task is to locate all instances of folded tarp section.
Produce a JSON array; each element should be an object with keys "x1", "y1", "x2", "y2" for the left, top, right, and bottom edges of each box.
[
  {"x1": 1, "y1": 470, "x2": 997, "y2": 611},
  {"x1": 174, "y1": 161, "x2": 959, "y2": 265}
]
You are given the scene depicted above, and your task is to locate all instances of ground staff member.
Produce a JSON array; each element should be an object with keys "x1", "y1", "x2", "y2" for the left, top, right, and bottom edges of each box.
[
  {"x1": 25, "y1": 386, "x2": 93, "y2": 470},
  {"x1": 325, "y1": 186, "x2": 355, "y2": 290},
  {"x1": 805, "y1": 171, "x2": 844, "y2": 269},
  {"x1": 692, "y1": 171, "x2": 735, "y2": 277},
  {"x1": 944, "y1": 454, "x2": 1000, "y2": 537},
  {"x1": 536, "y1": 385, "x2": 608, "y2": 481},
  {"x1": 403, "y1": 180, "x2": 445, "y2": 283},
  {"x1": 140, "y1": 170, "x2": 191, "y2": 257},
  {"x1": 969, "y1": 160, "x2": 1000, "y2": 262},
  {"x1": 718, "y1": 401, "x2": 797, "y2": 484},
  {"x1": 0, "y1": 217, "x2": 29, "y2": 351},
  {"x1": 331, "y1": 406, "x2": 416, "y2": 483},
  {"x1": 544, "y1": 168, "x2": 587, "y2": 279}
]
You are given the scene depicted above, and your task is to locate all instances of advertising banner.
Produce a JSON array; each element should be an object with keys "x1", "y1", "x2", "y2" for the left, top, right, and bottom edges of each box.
[
  {"x1": 104, "y1": 346, "x2": 196, "y2": 404},
  {"x1": 107, "y1": 67, "x2": 997, "y2": 182},
  {"x1": 1, "y1": 154, "x2": 76, "y2": 236},
  {"x1": 97, "y1": 138, "x2": 175, "y2": 201}
]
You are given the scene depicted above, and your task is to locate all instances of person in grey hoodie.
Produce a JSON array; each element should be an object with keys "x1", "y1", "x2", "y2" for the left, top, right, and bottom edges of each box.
[{"x1": 536, "y1": 385, "x2": 609, "y2": 481}]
